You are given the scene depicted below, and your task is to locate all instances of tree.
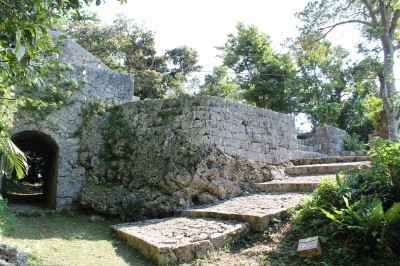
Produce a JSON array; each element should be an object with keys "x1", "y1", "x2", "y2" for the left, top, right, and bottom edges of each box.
[
  {"x1": 297, "y1": 0, "x2": 400, "y2": 141},
  {"x1": 218, "y1": 22, "x2": 297, "y2": 113},
  {"x1": 199, "y1": 66, "x2": 239, "y2": 100},
  {"x1": 289, "y1": 32, "x2": 380, "y2": 140},
  {"x1": 66, "y1": 15, "x2": 202, "y2": 99}
]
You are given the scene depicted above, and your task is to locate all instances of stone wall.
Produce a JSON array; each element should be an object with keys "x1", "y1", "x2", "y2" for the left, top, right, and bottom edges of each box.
[
  {"x1": 120, "y1": 96, "x2": 298, "y2": 165},
  {"x1": 301, "y1": 126, "x2": 346, "y2": 156},
  {"x1": 78, "y1": 96, "x2": 298, "y2": 218},
  {"x1": 11, "y1": 63, "x2": 134, "y2": 211}
]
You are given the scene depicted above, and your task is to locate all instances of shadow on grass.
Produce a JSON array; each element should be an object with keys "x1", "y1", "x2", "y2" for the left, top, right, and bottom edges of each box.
[{"x1": 2, "y1": 210, "x2": 154, "y2": 266}]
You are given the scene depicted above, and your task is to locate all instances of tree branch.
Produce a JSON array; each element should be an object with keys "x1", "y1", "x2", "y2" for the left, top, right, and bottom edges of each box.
[
  {"x1": 360, "y1": 0, "x2": 379, "y2": 26},
  {"x1": 390, "y1": 10, "x2": 400, "y2": 38},
  {"x1": 0, "y1": 97, "x2": 17, "y2": 101},
  {"x1": 379, "y1": 0, "x2": 390, "y2": 34},
  {"x1": 318, "y1": 19, "x2": 376, "y2": 38}
]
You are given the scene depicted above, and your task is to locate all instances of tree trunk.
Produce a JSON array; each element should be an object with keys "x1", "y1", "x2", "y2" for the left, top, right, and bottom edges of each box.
[
  {"x1": 379, "y1": 110, "x2": 389, "y2": 139},
  {"x1": 380, "y1": 34, "x2": 399, "y2": 141}
]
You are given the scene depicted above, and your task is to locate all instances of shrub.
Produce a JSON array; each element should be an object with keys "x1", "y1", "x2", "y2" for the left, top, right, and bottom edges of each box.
[
  {"x1": 343, "y1": 133, "x2": 366, "y2": 151},
  {"x1": 321, "y1": 196, "x2": 400, "y2": 257}
]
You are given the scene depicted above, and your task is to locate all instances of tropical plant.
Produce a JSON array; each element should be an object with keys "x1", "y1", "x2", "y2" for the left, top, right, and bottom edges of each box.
[
  {"x1": 321, "y1": 196, "x2": 400, "y2": 256},
  {"x1": 0, "y1": 131, "x2": 27, "y2": 179},
  {"x1": 369, "y1": 139, "x2": 400, "y2": 192}
]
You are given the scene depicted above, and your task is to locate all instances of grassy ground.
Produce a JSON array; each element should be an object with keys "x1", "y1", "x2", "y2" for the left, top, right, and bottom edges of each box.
[
  {"x1": 0, "y1": 210, "x2": 154, "y2": 266},
  {"x1": 1, "y1": 204, "x2": 397, "y2": 266}
]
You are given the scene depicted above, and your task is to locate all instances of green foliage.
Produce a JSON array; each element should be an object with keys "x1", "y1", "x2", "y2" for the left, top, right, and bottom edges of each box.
[
  {"x1": 362, "y1": 95, "x2": 383, "y2": 132},
  {"x1": 18, "y1": 63, "x2": 83, "y2": 121},
  {"x1": 0, "y1": 131, "x2": 28, "y2": 179},
  {"x1": 81, "y1": 100, "x2": 110, "y2": 118},
  {"x1": 369, "y1": 139, "x2": 400, "y2": 167},
  {"x1": 310, "y1": 102, "x2": 341, "y2": 127},
  {"x1": 343, "y1": 133, "x2": 366, "y2": 151},
  {"x1": 199, "y1": 66, "x2": 239, "y2": 101},
  {"x1": 65, "y1": 14, "x2": 201, "y2": 99},
  {"x1": 369, "y1": 139, "x2": 400, "y2": 191},
  {"x1": 102, "y1": 108, "x2": 132, "y2": 141},
  {"x1": 310, "y1": 177, "x2": 340, "y2": 209},
  {"x1": 218, "y1": 22, "x2": 297, "y2": 113},
  {"x1": 337, "y1": 166, "x2": 394, "y2": 208},
  {"x1": 296, "y1": 0, "x2": 400, "y2": 141},
  {"x1": 321, "y1": 196, "x2": 400, "y2": 256},
  {"x1": 0, "y1": 197, "x2": 16, "y2": 235}
]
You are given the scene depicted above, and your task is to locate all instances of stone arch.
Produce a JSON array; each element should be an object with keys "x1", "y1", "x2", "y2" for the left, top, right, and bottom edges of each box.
[{"x1": 6, "y1": 130, "x2": 59, "y2": 208}]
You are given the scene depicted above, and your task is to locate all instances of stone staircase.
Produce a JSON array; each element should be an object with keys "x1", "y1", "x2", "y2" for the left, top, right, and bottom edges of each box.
[{"x1": 111, "y1": 155, "x2": 370, "y2": 265}]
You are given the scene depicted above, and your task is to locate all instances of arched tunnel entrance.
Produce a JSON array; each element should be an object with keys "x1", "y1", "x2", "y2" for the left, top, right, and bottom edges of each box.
[{"x1": 4, "y1": 131, "x2": 59, "y2": 209}]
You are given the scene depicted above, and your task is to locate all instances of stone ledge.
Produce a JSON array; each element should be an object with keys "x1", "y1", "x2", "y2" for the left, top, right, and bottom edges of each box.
[
  {"x1": 255, "y1": 173, "x2": 336, "y2": 192},
  {"x1": 182, "y1": 193, "x2": 310, "y2": 232},
  {"x1": 286, "y1": 161, "x2": 370, "y2": 175},
  {"x1": 111, "y1": 217, "x2": 249, "y2": 265},
  {"x1": 292, "y1": 155, "x2": 370, "y2": 166}
]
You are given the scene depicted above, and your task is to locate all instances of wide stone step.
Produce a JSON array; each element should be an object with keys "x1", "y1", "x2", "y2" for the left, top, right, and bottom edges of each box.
[
  {"x1": 111, "y1": 217, "x2": 249, "y2": 265},
  {"x1": 292, "y1": 156, "x2": 370, "y2": 166},
  {"x1": 286, "y1": 161, "x2": 369, "y2": 175},
  {"x1": 182, "y1": 192, "x2": 310, "y2": 232},
  {"x1": 256, "y1": 174, "x2": 335, "y2": 192}
]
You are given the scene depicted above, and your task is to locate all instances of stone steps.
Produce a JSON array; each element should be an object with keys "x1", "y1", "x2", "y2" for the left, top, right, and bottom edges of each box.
[
  {"x1": 255, "y1": 175, "x2": 333, "y2": 192},
  {"x1": 182, "y1": 192, "x2": 310, "y2": 232},
  {"x1": 111, "y1": 192, "x2": 310, "y2": 264},
  {"x1": 112, "y1": 217, "x2": 249, "y2": 265},
  {"x1": 291, "y1": 155, "x2": 370, "y2": 166},
  {"x1": 286, "y1": 161, "x2": 369, "y2": 175},
  {"x1": 112, "y1": 155, "x2": 371, "y2": 264}
]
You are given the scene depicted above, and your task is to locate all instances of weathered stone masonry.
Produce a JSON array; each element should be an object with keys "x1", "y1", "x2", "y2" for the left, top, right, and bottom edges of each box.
[
  {"x1": 78, "y1": 96, "x2": 305, "y2": 218},
  {"x1": 121, "y1": 97, "x2": 298, "y2": 165},
  {"x1": 11, "y1": 33, "x2": 134, "y2": 211}
]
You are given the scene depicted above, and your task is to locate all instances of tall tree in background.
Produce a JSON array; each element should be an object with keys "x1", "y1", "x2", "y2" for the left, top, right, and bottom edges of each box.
[
  {"x1": 66, "y1": 15, "x2": 201, "y2": 99},
  {"x1": 218, "y1": 22, "x2": 297, "y2": 113},
  {"x1": 298, "y1": 0, "x2": 400, "y2": 141}
]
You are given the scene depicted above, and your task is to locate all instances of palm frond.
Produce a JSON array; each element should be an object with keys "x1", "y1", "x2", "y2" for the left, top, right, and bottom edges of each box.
[{"x1": 0, "y1": 133, "x2": 28, "y2": 179}]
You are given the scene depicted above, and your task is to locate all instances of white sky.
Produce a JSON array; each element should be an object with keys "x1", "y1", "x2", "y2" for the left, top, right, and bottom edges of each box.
[{"x1": 89, "y1": 0, "x2": 361, "y2": 74}]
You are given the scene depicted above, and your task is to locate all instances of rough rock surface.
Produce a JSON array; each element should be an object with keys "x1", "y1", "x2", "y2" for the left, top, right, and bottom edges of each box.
[
  {"x1": 0, "y1": 244, "x2": 28, "y2": 266},
  {"x1": 183, "y1": 192, "x2": 310, "y2": 231},
  {"x1": 78, "y1": 97, "x2": 301, "y2": 218}
]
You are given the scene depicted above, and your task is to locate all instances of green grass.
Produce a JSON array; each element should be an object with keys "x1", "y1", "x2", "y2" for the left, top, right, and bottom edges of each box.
[{"x1": 0, "y1": 203, "x2": 153, "y2": 266}]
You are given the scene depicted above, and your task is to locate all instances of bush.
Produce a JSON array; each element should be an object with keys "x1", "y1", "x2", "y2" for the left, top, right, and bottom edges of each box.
[
  {"x1": 343, "y1": 133, "x2": 366, "y2": 151},
  {"x1": 338, "y1": 166, "x2": 395, "y2": 209}
]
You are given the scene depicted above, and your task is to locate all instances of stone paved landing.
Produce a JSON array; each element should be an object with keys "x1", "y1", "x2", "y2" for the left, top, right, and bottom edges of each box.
[
  {"x1": 182, "y1": 192, "x2": 310, "y2": 232},
  {"x1": 111, "y1": 217, "x2": 249, "y2": 265}
]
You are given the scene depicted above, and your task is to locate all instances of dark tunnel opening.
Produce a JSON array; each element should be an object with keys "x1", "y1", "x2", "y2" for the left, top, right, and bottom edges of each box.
[{"x1": 3, "y1": 131, "x2": 59, "y2": 209}]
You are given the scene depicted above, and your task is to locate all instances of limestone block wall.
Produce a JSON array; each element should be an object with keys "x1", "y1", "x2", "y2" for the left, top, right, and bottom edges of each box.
[
  {"x1": 120, "y1": 96, "x2": 298, "y2": 165},
  {"x1": 11, "y1": 65, "x2": 134, "y2": 211},
  {"x1": 78, "y1": 96, "x2": 300, "y2": 216}
]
